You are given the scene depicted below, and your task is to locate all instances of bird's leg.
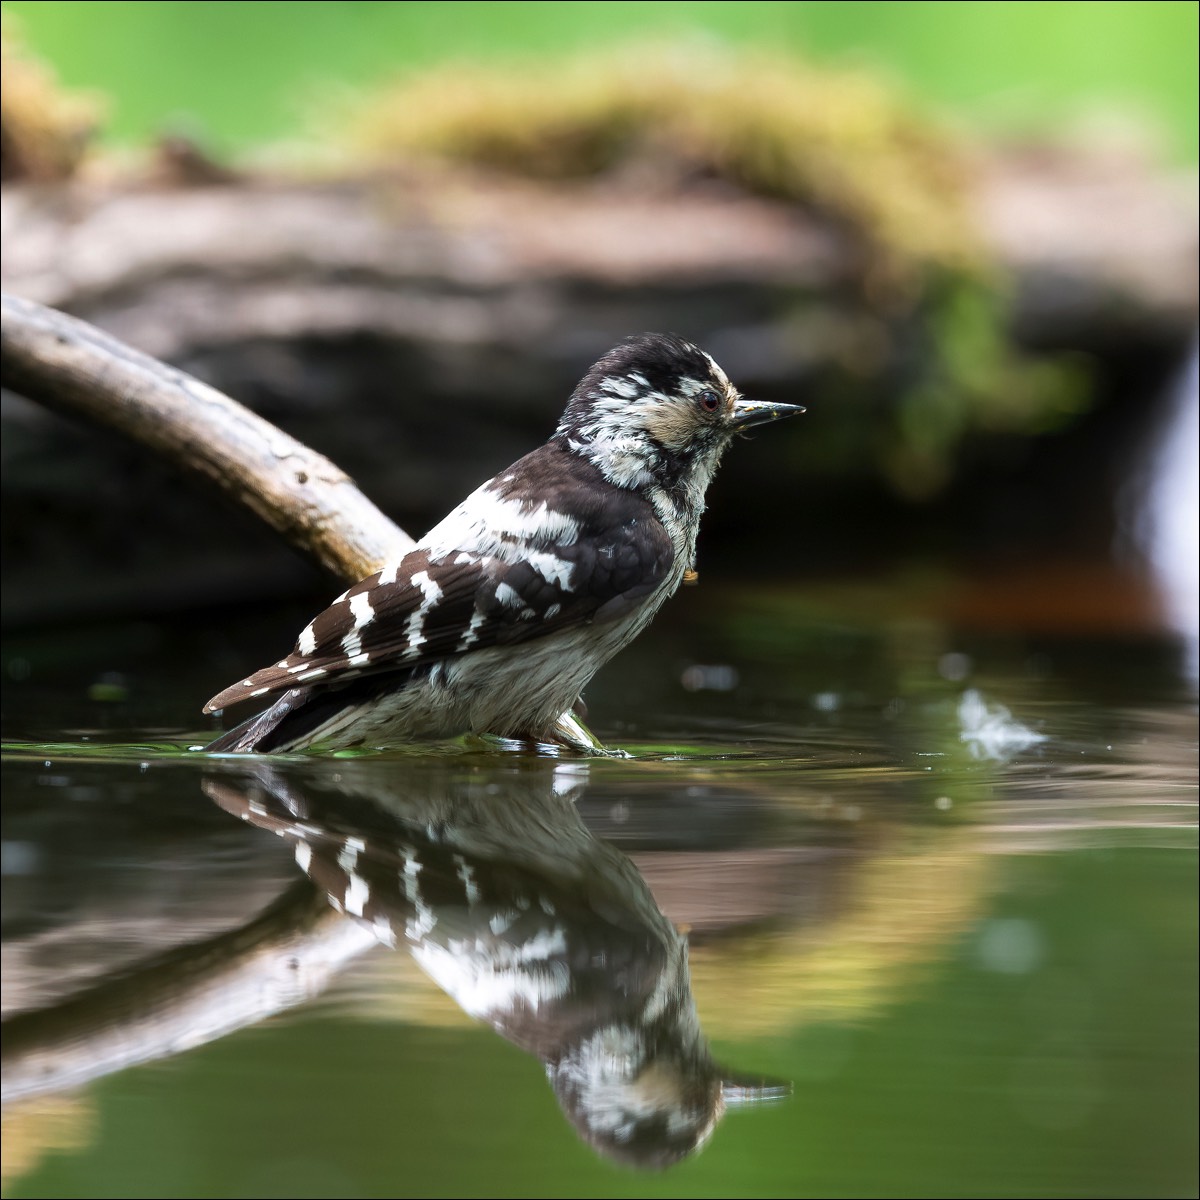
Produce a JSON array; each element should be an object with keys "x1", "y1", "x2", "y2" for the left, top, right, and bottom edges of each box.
[
  {"x1": 482, "y1": 701, "x2": 622, "y2": 757},
  {"x1": 547, "y1": 705, "x2": 629, "y2": 757},
  {"x1": 549, "y1": 707, "x2": 605, "y2": 753}
]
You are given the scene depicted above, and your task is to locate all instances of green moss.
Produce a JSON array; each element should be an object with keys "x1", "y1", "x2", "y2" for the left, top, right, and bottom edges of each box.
[
  {"x1": 0, "y1": 16, "x2": 102, "y2": 181},
  {"x1": 343, "y1": 40, "x2": 981, "y2": 281},
  {"x1": 883, "y1": 280, "x2": 1092, "y2": 499},
  {"x1": 343, "y1": 42, "x2": 1091, "y2": 497}
]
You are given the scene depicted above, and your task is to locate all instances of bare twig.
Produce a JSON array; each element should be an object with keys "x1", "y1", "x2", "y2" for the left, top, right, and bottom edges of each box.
[{"x1": 0, "y1": 292, "x2": 415, "y2": 582}]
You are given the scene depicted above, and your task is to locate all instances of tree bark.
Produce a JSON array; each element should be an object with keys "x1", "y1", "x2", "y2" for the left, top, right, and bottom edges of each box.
[{"x1": 1, "y1": 292, "x2": 415, "y2": 581}]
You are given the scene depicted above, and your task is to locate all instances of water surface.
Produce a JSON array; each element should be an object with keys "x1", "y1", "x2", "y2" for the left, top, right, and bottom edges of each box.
[{"x1": 2, "y1": 570, "x2": 1196, "y2": 1197}]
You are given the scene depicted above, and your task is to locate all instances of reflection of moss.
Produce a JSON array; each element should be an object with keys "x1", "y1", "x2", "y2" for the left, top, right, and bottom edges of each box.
[
  {"x1": 0, "y1": 18, "x2": 101, "y2": 182},
  {"x1": 1, "y1": 1095, "x2": 96, "y2": 1190},
  {"x1": 691, "y1": 828, "x2": 994, "y2": 1033}
]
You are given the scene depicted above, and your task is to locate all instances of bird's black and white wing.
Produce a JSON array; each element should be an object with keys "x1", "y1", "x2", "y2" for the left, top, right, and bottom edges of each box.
[{"x1": 205, "y1": 445, "x2": 674, "y2": 717}]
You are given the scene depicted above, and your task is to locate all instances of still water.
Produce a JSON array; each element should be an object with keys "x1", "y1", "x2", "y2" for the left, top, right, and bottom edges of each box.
[{"x1": 2, "y1": 569, "x2": 1196, "y2": 1198}]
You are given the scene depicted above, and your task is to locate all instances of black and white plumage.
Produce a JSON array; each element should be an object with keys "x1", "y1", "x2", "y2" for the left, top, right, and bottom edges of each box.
[
  {"x1": 205, "y1": 760, "x2": 788, "y2": 1168},
  {"x1": 205, "y1": 332, "x2": 803, "y2": 753}
]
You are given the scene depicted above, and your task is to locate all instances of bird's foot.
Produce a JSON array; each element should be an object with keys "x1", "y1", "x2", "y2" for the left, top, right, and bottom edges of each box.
[
  {"x1": 480, "y1": 710, "x2": 628, "y2": 757},
  {"x1": 547, "y1": 708, "x2": 629, "y2": 757}
]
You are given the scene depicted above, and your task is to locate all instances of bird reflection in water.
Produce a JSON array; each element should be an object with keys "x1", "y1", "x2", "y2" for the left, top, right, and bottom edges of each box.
[{"x1": 204, "y1": 759, "x2": 786, "y2": 1168}]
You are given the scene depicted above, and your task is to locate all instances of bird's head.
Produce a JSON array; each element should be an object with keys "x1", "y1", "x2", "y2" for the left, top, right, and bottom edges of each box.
[{"x1": 555, "y1": 333, "x2": 803, "y2": 494}]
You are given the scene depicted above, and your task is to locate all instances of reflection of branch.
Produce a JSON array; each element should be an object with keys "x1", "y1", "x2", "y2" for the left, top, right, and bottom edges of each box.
[
  {"x1": 0, "y1": 292, "x2": 414, "y2": 582},
  {"x1": 1, "y1": 879, "x2": 377, "y2": 1105}
]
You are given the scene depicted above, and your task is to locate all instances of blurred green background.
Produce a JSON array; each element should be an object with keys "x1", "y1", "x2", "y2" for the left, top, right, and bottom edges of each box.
[
  {"x1": 1, "y1": 8, "x2": 1196, "y2": 1198},
  {"x1": 3, "y1": 0, "x2": 1197, "y2": 160}
]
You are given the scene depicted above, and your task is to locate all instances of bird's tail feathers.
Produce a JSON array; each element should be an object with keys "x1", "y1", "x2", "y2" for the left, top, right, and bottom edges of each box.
[
  {"x1": 205, "y1": 671, "x2": 416, "y2": 753},
  {"x1": 206, "y1": 689, "x2": 311, "y2": 753}
]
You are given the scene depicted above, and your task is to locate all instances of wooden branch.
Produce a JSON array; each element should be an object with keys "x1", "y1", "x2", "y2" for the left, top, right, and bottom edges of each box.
[
  {"x1": 0, "y1": 292, "x2": 415, "y2": 583},
  {"x1": 0, "y1": 292, "x2": 601, "y2": 748}
]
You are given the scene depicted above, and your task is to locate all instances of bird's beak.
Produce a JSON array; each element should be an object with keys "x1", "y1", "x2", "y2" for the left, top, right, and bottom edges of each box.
[
  {"x1": 720, "y1": 1071, "x2": 793, "y2": 1107},
  {"x1": 728, "y1": 398, "x2": 806, "y2": 430}
]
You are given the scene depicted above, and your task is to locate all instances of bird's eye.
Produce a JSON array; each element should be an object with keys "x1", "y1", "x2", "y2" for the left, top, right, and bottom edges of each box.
[{"x1": 697, "y1": 389, "x2": 721, "y2": 414}]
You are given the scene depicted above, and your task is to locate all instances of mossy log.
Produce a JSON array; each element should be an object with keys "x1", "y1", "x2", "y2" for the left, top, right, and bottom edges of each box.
[{"x1": 1, "y1": 149, "x2": 1195, "y2": 626}]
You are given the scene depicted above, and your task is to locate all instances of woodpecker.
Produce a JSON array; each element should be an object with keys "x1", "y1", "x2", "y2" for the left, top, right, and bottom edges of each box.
[{"x1": 205, "y1": 332, "x2": 803, "y2": 752}]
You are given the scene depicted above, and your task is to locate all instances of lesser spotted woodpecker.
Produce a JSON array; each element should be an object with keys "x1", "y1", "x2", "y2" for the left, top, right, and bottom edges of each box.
[{"x1": 205, "y1": 332, "x2": 802, "y2": 752}]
